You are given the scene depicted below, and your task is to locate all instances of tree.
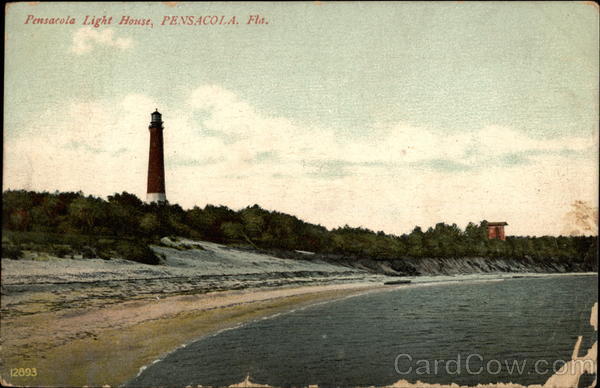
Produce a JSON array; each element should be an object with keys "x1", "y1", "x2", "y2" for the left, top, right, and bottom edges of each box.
[
  {"x1": 240, "y1": 205, "x2": 267, "y2": 242},
  {"x1": 139, "y1": 213, "x2": 160, "y2": 236},
  {"x1": 2, "y1": 189, "x2": 597, "y2": 267},
  {"x1": 67, "y1": 197, "x2": 106, "y2": 233},
  {"x1": 406, "y1": 226, "x2": 424, "y2": 257},
  {"x1": 107, "y1": 192, "x2": 143, "y2": 209}
]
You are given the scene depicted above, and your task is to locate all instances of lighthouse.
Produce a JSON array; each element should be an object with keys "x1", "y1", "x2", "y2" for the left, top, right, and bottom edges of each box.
[{"x1": 146, "y1": 109, "x2": 167, "y2": 203}]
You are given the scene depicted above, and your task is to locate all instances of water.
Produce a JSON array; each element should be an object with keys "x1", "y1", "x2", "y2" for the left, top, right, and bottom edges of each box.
[{"x1": 128, "y1": 275, "x2": 597, "y2": 387}]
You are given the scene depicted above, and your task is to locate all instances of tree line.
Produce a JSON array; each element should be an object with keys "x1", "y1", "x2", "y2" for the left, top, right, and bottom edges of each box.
[{"x1": 2, "y1": 190, "x2": 597, "y2": 265}]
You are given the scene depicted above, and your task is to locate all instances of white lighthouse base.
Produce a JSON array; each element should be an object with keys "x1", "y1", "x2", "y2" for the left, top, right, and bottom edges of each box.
[{"x1": 146, "y1": 192, "x2": 167, "y2": 203}]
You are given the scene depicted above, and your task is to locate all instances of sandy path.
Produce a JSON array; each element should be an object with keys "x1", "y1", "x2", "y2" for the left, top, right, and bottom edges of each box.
[{"x1": 1, "y1": 282, "x2": 387, "y2": 387}]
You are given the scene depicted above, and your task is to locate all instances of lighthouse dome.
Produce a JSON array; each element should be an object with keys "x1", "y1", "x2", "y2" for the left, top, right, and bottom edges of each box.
[{"x1": 151, "y1": 109, "x2": 162, "y2": 123}]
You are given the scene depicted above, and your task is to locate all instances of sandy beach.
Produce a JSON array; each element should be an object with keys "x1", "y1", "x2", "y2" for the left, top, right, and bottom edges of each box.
[
  {"x1": 1, "y1": 239, "x2": 388, "y2": 387},
  {"x1": 1, "y1": 281, "x2": 388, "y2": 387}
]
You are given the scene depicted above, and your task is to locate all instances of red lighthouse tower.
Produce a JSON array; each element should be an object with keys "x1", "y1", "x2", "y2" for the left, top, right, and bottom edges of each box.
[{"x1": 147, "y1": 109, "x2": 167, "y2": 203}]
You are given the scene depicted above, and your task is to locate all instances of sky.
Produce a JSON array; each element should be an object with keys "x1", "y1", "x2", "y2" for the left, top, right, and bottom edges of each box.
[{"x1": 4, "y1": 2, "x2": 599, "y2": 236}]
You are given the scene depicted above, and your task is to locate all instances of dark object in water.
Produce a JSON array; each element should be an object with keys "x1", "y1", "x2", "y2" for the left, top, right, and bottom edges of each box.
[{"x1": 384, "y1": 279, "x2": 411, "y2": 285}]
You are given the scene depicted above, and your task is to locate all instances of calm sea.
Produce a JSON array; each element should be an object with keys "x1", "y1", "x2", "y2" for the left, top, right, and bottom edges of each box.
[{"x1": 128, "y1": 275, "x2": 598, "y2": 387}]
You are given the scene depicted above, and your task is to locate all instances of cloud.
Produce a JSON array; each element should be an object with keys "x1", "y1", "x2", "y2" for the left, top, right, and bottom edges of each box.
[
  {"x1": 183, "y1": 85, "x2": 596, "y2": 177},
  {"x1": 4, "y1": 94, "x2": 157, "y2": 196},
  {"x1": 3, "y1": 85, "x2": 598, "y2": 236},
  {"x1": 71, "y1": 28, "x2": 133, "y2": 54}
]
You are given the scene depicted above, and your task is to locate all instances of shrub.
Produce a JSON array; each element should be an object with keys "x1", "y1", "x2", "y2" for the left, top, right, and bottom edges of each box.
[
  {"x1": 80, "y1": 246, "x2": 96, "y2": 259},
  {"x1": 2, "y1": 244, "x2": 24, "y2": 259},
  {"x1": 115, "y1": 241, "x2": 161, "y2": 265},
  {"x1": 51, "y1": 244, "x2": 72, "y2": 258},
  {"x1": 96, "y1": 246, "x2": 114, "y2": 260}
]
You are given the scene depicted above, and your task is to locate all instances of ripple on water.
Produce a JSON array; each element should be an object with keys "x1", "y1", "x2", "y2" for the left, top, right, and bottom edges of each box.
[{"x1": 128, "y1": 275, "x2": 597, "y2": 388}]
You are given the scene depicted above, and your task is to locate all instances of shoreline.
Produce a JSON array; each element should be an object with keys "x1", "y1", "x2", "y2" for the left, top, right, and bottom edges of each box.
[
  {"x1": 0, "y1": 282, "x2": 386, "y2": 387},
  {"x1": 1, "y1": 273, "x2": 596, "y2": 387}
]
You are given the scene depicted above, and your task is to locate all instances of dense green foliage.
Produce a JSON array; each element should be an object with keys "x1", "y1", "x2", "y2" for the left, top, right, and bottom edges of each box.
[
  {"x1": 2, "y1": 230, "x2": 161, "y2": 264},
  {"x1": 2, "y1": 190, "x2": 597, "y2": 265}
]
